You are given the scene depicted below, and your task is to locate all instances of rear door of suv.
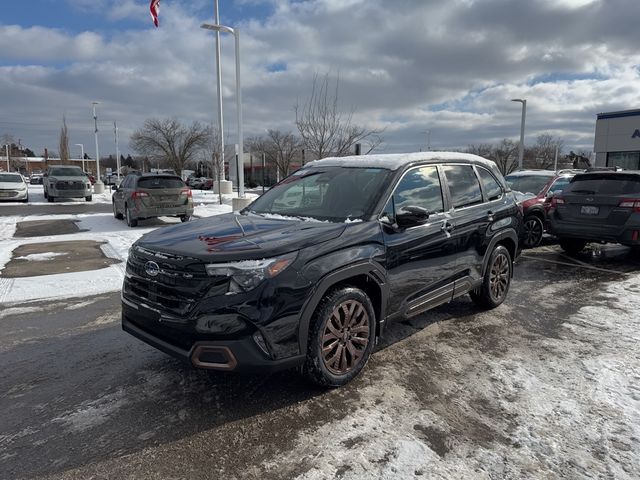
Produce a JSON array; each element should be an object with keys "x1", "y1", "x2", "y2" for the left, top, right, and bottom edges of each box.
[
  {"x1": 555, "y1": 173, "x2": 640, "y2": 232},
  {"x1": 442, "y1": 163, "x2": 507, "y2": 288}
]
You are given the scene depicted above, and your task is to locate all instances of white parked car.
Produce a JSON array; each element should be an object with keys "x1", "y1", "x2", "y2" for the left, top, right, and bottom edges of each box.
[{"x1": 0, "y1": 172, "x2": 28, "y2": 202}]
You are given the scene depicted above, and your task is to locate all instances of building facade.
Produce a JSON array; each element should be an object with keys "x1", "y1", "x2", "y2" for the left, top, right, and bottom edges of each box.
[{"x1": 594, "y1": 109, "x2": 640, "y2": 170}]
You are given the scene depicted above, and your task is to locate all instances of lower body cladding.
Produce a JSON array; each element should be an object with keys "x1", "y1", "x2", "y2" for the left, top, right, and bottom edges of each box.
[{"x1": 121, "y1": 296, "x2": 306, "y2": 374}]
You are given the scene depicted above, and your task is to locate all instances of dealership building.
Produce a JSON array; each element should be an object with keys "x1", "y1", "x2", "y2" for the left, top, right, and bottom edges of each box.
[{"x1": 594, "y1": 109, "x2": 640, "y2": 170}]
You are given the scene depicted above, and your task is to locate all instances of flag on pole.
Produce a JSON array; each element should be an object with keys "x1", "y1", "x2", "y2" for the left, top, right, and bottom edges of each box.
[{"x1": 150, "y1": 0, "x2": 160, "y2": 27}]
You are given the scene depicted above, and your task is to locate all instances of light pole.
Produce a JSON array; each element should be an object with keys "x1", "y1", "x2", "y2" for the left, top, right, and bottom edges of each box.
[
  {"x1": 511, "y1": 98, "x2": 526, "y2": 171},
  {"x1": 75, "y1": 144, "x2": 84, "y2": 172},
  {"x1": 114, "y1": 121, "x2": 121, "y2": 181},
  {"x1": 214, "y1": 0, "x2": 225, "y2": 183},
  {"x1": 201, "y1": 22, "x2": 245, "y2": 199},
  {"x1": 92, "y1": 102, "x2": 104, "y2": 193},
  {"x1": 5, "y1": 144, "x2": 9, "y2": 171}
]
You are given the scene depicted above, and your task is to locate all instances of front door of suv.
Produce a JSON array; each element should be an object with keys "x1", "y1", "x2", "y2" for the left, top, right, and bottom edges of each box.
[{"x1": 382, "y1": 165, "x2": 458, "y2": 319}]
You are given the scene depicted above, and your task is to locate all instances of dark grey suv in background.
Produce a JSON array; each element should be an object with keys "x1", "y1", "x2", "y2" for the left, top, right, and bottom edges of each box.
[
  {"x1": 122, "y1": 153, "x2": 523, "y2": 386},
  {"x1": 112, "y1": 173, "x2": 194, "y2": 227},
  {"x1": 549, "y1": 170, "x2": 640, "y2": 253}
]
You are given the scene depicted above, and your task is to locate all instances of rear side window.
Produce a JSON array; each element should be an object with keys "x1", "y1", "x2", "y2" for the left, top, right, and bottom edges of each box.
[
  {"x1": 443, "y1": 165, "x2": 483, "y2": 208},
  {"x1": 548, "y1": 177, "x2": 572, "y2": 194},
  {"x1": 567, "y1": 175, "x2": 640, "y2": 195},
  {"x1": 137, "y1": 177, "x2": 185, "y2": 189},
  {"x1": 476, "y1": 167, "x2": 503, "y2": 201}
]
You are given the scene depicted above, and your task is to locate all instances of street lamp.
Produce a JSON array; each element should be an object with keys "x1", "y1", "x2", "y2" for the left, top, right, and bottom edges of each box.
[
  {"x1": 511, "y1": 98, "x2": 526, "y2": 171},
  {"x1": 213, "y1": 0, "x2": 225, "y2": 184},
  {"x1": 92, "y1": 101, "x2": 105, "y2": 193},
  {"x1": 5, "y1": 144, "x2": 9, "y2": 171},
  {"x1": 201, "y1": 21, "x2": 245, "y2": 198},
  {"x1": 75, "y1": 144, "x2": 84, "y2": 172}
]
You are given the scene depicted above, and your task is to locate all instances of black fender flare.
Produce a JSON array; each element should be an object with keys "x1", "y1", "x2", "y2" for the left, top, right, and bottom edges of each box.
[
  {"x1": 297, "y1": 261, "x2": 388, "y2": 355},
  {"x1": 482, "y1": 228, "x2": 519, "y2": 277},
  {"x1": 524, "y1": 207, "x2": 546, "y2": 221}
]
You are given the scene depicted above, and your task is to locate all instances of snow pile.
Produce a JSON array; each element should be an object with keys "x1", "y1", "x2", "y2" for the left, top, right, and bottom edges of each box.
[
  {"x1": 15, "y1": 252, "x2": 66, "y2": 262},
  {"x1": 264, "y1": 272, "x2": 640, "y2": 479}
]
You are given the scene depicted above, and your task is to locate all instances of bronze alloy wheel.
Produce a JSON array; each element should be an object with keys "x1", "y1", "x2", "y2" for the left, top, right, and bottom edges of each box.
[
  {"x1": 321, "y1": 300, "x2": 370, "y2": 375},
  {"x1": 489, "y1": 252, "x2": 510, "y2": 301}
]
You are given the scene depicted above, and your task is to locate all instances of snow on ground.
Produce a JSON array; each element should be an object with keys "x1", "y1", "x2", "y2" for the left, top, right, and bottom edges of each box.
[
  {"x1": 263, "y1": 273, "x2": 640, "y2": 480},
  {"x1": 15, "y1": 252, "x2": 66, "y2": 261}
]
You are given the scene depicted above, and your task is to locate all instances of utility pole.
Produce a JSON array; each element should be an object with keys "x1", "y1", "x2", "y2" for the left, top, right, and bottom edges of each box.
[
  {"x1": 92, "y1": 102, "x2": 104, "y2": 193},
  {"x1": 114, "y1": 121, "x2": 121, "y2": 181},
  {"x1": 214, "y1": 0, "x2": 225, "y2": 182}
]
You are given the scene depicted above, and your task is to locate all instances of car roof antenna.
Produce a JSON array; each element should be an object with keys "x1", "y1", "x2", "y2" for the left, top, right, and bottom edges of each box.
[{"x1": 234, "y1": 215, "x2": 246, "y2": 237}]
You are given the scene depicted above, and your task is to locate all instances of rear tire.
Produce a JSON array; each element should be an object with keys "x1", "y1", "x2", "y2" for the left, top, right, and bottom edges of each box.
[
  {"x1": 522, "y1": 215, "x2": 544, "y2": 248},
  {"x1": 304, "y1": 287, "x2": 376, "y2": 387},
  {"x1": 113, "y1": 201, "x2": 123, "y2": 220},
  {"x1": 47, "y1": 195, "x2": 54, "y2": 203},
  {"x1": 125, "y1": 205, "x2": 138, "y2": 227},
  {"x1": 559, "y1": 238, "x2": 587, "y2": 255},
  {"x1": 470, "y1": 245, "x2": 512, "y2": 309},
  {"x1": 43, "y1": 190, "x2": 48, "y2": 199}
]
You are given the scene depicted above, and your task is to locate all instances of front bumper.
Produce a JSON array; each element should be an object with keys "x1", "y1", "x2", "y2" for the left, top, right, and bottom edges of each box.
[
  {"x1": 49, "y1": 188, "x2": 91, "y2": 198},
  {"x1": 122, "y1": 311, "x2": 304, "y2": 373},
  {"x1": 0, "y1": 189, "x2": 27, "y2": 200}
]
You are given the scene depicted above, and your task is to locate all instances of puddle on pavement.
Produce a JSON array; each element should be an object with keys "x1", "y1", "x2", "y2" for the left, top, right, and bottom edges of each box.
[
  {"x1": 14, "y1": 219, "x2": 83, "y2": 238},
  {"x1": 1, "y1": 240, "x2": 120, "y2": 278}
]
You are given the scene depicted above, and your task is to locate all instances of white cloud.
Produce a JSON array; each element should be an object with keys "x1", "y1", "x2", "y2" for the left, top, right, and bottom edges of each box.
[{"x1": 1, "y1": 0, "x2": 639, "y2": 156}]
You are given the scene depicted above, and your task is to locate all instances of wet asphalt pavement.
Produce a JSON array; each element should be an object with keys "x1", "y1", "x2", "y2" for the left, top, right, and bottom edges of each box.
[{"x1": 1, "y1": 240, "x2": 639, "y2": 479}]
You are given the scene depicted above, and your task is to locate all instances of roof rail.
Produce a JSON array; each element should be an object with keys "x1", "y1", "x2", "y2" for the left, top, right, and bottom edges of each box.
[
  {"x1": 556, "y1": 169, "x2": 585, "y2": 175},
  {"x1": 585, "y1": 166, "x2": 623, "y2": 172}
]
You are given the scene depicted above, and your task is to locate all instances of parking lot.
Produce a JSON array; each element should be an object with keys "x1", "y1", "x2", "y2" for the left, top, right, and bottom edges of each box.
[{"x1": 1, "y1": 185, "x2": 639, "y2": 480}]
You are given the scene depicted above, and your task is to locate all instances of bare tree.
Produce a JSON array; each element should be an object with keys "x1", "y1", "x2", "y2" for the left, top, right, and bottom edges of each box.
[
  {"x1": 526, "y1": 133, "x2": 564, "y2": 169},
  {"x1": 295, "y1": 73, "x2": 383, "y2": 159},
  {"x1": 267, "y1": 129, "x2": 302, "y2": 177},
  {"x1": 465, "y1": 144, "x2": 493, "y2": 158},
  {"x1": 130, "y1": 118, "x2": 210, "y2": 176},
  {"x1": 492, "y1": 139, "x2": 519, "y2": 175},
  {"x1": 59, "y1": 115, "x2": 70, "y2": 163}
]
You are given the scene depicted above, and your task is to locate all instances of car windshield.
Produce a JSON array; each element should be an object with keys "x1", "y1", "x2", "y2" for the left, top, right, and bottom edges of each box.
[
  {"x1": 504, "y1": 174, "x2": 553, "y2": 195},
  {"x1": 566, "y1": 174, "x2": 640, "y2": 195},
  {"x1": 0, "y1": 174, "x2": 23, "y2": 183},
  {"x1": 49, "y1": 167, "x2": 84, "y2": 176},
  {"x1": 137, "y1": 176, "x2": 185, "y2": 189},
  {"x1": 247, "y1": 166, "x2": 393, "y2": 222}
]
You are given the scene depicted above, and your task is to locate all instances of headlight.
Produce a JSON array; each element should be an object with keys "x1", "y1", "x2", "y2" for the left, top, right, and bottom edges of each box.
[{"x1": 205, "y1": 252, "x2": 297, "y2": 293}]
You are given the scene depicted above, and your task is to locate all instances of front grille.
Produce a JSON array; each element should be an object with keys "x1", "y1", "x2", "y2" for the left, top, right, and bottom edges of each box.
[
  {"x1": 124, "y1": 247, "x2": 228, "y2": 316},
  {"x1": 56, "y1": 181, "x2": 84, "y2": 190}
]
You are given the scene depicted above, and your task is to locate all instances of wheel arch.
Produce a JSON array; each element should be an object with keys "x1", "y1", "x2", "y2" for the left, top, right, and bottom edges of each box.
[
  {"x1": 297, "y1": 262, "x2": 388, "y2": 355},
  {"x1": 483, "y1": 229, "x2": 518, "y2": 278}
]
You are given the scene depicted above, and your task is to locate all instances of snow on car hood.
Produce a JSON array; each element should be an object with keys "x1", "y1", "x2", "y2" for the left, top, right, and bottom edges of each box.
[
  {"x1": 0, "y1": 181, "x2": 26, "y2": 190},
  {"x1": 135, "y1": 212, "x2": 347, "y2": 261}
]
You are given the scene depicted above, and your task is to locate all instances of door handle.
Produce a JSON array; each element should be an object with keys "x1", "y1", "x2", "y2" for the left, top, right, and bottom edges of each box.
[
  {"x1": 487, "y1": 210, "x2": 495, "y2": 222},
  {"x1": 441, "y1": 221, "x2": 454, "y2": 233}
]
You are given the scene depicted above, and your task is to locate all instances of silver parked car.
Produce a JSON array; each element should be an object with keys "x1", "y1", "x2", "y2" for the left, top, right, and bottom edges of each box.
[
  {"x1": 0, "y1": 172, "x2": 28, "y2": 202},
  {"x1": 44, "y1": 166, "x2": 93, "y2": 202},
  {"x1": 112, "y1": 173, "x2": 194, "y2": 227}
]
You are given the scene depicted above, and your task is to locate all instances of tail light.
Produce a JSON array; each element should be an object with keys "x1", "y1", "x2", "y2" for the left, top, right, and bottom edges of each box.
[
  {"x1": 551, "y1": 196, "x2": 565, "y2": 208},
  {"x1": 180, "y1": 188, "x2": 192, "y2": 198},
  {"x1": 131, "y1": 191, "x2": 149, "y2": 200},
  {"x1": 619, "y1": 199, "x2": 640, "y2": 212}
]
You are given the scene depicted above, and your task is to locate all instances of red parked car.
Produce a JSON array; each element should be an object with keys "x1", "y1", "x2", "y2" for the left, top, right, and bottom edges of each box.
[{"x1": 505, "y1": 170, "x2": 582, "y2": 248}]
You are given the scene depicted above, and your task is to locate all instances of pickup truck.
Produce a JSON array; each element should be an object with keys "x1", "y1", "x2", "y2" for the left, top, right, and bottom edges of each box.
[{"x1": 44, "y1": 166, "x2": 93, "y2": 202}]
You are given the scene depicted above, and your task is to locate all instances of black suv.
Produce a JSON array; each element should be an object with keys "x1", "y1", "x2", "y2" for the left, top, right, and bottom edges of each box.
[
  {"x1": 548, "y1": 170, "x2": 640, "y2": 253},
  {"x1": 122, "y1": 153, "x2": 522, "y2": 386}
]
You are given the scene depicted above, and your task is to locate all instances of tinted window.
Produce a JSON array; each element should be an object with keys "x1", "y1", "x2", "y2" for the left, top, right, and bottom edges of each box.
[
  {"x1": 137, "y1": 177, "x2": 185, "y2": 189},
  {"x1": 389, "y1": 166, "x2": 444, "y2": 219},
  {"x1": 477, "y1": 167, "x2": 502, "y2": 201},
  {"x1": 548, "y1": 177, "x2": 571, "y2": 194},
  {"x1": 443, "y1": 165, "x2": 483, "y2": 208},
  {"x1": 0, "y1": 174, "x2": 23, "y2": 183},
  {"x1": 567, "y1": 174, "x2": 640, "y2": 195},
  {"x1": 504, "y1": 174, "x2": 553, "y2": 195}
]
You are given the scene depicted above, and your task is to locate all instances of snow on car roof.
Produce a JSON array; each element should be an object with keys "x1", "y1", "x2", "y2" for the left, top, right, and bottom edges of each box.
[
  {"x1": 304, "y1": 152, "x2": 496, "y2": 171},
  {"x1": 505, "y1": 170, "x2": 557, "y2": 177}
]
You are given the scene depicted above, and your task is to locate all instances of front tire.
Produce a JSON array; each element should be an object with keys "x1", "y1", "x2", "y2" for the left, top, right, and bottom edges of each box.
[
  {"x1": 304, "y1": 287, "x2": 376, "y2": 387},
  {"x1": 470, "y1": 245, "x2": 512, "y2": 309},
  {"x1": 559, "y1": 238, "x2": 587, "y2": 255},
  {"x1": 522, "y1": 215, "x2": 544, "y2": 248},
  {"x1": 85, "y1": 195, "x2": 92, "y2": 202},
  {"x1": 47, "y1": 194, "x2": 54, "y2": 203},
  {"x1": 180, "y1": 215, "x2": 191, "y2": 223}
]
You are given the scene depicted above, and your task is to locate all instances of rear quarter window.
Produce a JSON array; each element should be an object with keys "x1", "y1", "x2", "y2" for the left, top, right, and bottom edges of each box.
[
  {"x1": 443, "y1": 165, "x2": 483, "y2": 208},
  {"x1": 476, "y1": 167, "x2": 503, "y2": 201}
]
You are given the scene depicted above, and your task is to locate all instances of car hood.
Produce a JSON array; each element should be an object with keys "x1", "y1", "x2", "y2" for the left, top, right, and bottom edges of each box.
[
  {"x1": 0, "y1": 182, "x2": 26, "y2": 190},
  {"x1": 135, "y1": 213, "x2": 347, "y2": 261}
]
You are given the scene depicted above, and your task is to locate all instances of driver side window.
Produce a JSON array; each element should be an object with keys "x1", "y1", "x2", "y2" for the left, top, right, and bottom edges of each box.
[{"x1": 384, "y1": 166, "x2": 444, "y2": 221}]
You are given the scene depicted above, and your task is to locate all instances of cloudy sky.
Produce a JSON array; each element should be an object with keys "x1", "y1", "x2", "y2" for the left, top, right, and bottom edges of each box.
[{"x1": 1, "y1": 0, "x2": 639, "y2": 158}]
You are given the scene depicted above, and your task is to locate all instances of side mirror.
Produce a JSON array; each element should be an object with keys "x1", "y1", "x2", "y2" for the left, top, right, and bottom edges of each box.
[{"x1": 396, "y1": 205, "x2": 430, "y2": 229}]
